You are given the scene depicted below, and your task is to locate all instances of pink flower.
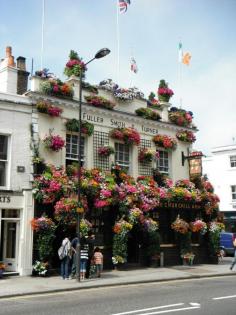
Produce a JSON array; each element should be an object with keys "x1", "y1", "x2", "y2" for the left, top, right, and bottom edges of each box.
[
  {"x1": 53, "y1": 85, "x2": 59, "y2": 93},
  {"x1": 100, "y1": 189, "x2": 112, "y2": 198},
  {"x1": 94, "y1": 199, "x2": 109, "y2": 208}
]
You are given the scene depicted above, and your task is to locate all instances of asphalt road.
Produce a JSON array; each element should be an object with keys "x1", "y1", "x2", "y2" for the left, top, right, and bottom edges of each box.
[{"x1": 0, "y1": 276, "x2": 236, "y2": 315}]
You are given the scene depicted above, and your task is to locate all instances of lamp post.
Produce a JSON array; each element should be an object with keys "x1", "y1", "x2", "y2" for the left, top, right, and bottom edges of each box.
[{"x1": 76, "y1": 48, "x2": 110, "y2": 282}]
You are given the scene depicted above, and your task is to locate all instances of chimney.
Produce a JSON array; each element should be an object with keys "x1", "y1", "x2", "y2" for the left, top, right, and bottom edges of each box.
[
  {"x1": 17, "y1": 56, "x2": 29, "y2": 95},
  {"x1": 0, "y1": 46, "x2": 17, "y2": 94}
]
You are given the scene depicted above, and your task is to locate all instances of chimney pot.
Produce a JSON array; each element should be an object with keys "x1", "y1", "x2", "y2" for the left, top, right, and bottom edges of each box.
[
  {"x1": 17, "y1": 56, "x2": 26, "y2": 71},
  {"x1": 6, "y1": 46, "x2": 12, "y2": 57}
]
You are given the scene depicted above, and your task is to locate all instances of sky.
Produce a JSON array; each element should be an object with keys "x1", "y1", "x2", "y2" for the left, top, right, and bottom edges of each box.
[{"x1": 0, "y1": 0, "x2": 235, "y2": 156}]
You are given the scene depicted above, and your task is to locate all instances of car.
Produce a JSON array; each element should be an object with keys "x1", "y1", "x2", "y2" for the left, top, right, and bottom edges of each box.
[{"x1": 220, "y1": 232, "x2": 236, "y2": 256}]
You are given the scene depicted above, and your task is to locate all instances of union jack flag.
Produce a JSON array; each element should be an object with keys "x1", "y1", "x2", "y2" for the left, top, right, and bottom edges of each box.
[
  {"x1": 119, "y1": 0, "x2": 131, "y2": 14},
  {"x1": 131, "y1": 58, "x2": 138, "y2": 73}
]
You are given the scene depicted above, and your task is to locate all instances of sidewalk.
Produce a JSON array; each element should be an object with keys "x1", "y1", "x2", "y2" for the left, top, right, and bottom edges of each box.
[{"x1": 0, "y1": 258, "x2": 235, "y2": 299}]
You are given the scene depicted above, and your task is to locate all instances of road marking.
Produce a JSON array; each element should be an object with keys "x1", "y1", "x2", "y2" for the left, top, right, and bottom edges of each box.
[
  {"x1": 137, "y1": 305, "x2": 200, "y2": 315},
  {"x1": 111, "y1": 303, "x2": 184, "y2": 315},
  {"x1": 189, "y1": 303, "x2": 201, "y2": 306},
  {"x1": 213, "y1": 295, "x2": 236, "y2": 300}
]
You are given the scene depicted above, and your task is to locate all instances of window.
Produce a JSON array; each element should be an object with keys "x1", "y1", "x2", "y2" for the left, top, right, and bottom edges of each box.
[
  {"x1": 115, "y1": 143, "x2": 130, "y2": 169},
  {"x1": 156, "y1": 150, "x2": 169, "y2": 173},
  {"x1": 231, "y1": 185, "x2": 236, "y2": 202},
  {"x1": 230, "y1": 156, "x2": 236, "y2": 168},
  {"x1": 0, "y1": 135, "x2": 8, "y2": 187},
  {"x1": 66, "y1": 134, "x2": 85, "y2": 166}
]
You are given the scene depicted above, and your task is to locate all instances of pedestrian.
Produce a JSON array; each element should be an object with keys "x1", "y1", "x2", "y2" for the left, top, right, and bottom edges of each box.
[
  {"x1": 85, "y1": 231, "x2": 95, "y2": 279},
  {"x1": 69, "y1": 234, "x2": 78, "y2": 279},
  {"x1": 59, "y1": 236, "x2": 72, "y2": 280},
  {"x1": 230, "y1": 236, "x2": 236, "y2": 270},
  {"x1": 80, "y1": 241, "x2": 89, "y2": 280},
  {"x1": 92, "y1": 247, "x2": 103, "y2": 278}
]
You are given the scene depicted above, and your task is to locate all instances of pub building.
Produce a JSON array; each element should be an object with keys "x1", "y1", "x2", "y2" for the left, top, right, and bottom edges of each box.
[{"x1": 28, "y1": 71, "x2": 219, "y2": 269}]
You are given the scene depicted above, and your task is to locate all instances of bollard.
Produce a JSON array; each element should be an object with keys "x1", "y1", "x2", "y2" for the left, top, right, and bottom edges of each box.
[{"x1": 160, "y1": 252, "x2": 164, "y2": 267}]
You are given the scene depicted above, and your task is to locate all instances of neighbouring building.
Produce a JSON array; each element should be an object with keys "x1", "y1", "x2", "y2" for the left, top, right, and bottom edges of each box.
[
  {"x1": 0, "y1": 47, "x2": 33, "y2": 275},
  {"x1": 203, "y1": 144, "x2": 236, "y2": 231}
]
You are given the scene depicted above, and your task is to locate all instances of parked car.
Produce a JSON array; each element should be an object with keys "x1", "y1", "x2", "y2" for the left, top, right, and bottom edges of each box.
[{"x1": 220, "y1": 232, "x2": 236, "y2": 256}]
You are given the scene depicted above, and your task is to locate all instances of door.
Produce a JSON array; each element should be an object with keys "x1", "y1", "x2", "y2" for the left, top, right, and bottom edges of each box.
[{"x1": 2, "y1": 220, "x2": 19, "y2": 271}]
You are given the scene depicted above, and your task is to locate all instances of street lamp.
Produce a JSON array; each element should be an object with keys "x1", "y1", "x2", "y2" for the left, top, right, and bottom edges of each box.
[{"x1": 76, "y1": 48, "x2": 110, "y2": 282}]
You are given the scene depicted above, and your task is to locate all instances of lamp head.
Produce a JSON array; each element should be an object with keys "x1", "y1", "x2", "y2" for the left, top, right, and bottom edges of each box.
[{"x1": 95, "y1": 48, "x2": 111, "y2": 59}]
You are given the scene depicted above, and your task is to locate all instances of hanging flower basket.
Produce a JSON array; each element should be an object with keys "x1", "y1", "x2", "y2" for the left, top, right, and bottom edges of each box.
[
  {"x1": 157, "y1": 80, "x2": 174, "y2": 102},
  {"x1": 190, "y1": 219, "x2": 207, "y2": 235},
  {"x1": 110, "y1": 127, "x2": 141, "y2": 145},
  {"x1": 99, "y1": 79, "x2": 144, "y2": 101},
  {"x1": 147, "y1": 92, "x2": 162, "y2": 109},
  {"x1": 35, "y1": 68, "x2": 54, "y2": 79},
  {"x1": 85, "y1": 95, "x2": 115, "y2": 110},
  {"x1": 135, "y1": 107, "x2": 161, "y2": 121},
  {"x1": 138, "y1": 148, "x2": 159, "y2": 163},
  {"x1": 40, "y1": 79, "x2": 73, "y2": 99},
  {"x1": 169, "y1": 107, "x2": 193, "y2": 127},
  {"x1": 43, "y1": 133, "x2": 65, "y2": 152},
  {"x1": 54, "y1": 197, "x2": 88, "y2": 226},
  {"x1": 176, "y1": 130, "x2": 196, "y2": 143},
  {"x1": 65, "y1": 119, "x2": 94, "y2": 136},
  {"x1": 98, "y1": 146, "x2": 115, "y2": 157},
  {"x1": 36, "y1": 100, "x2": 63, "y2": 117},
  {"x1": 31, "y1": 216, "x2": 56, "y2": 233},
  {"x1": 171, "y1": 216, "x2": 189, "y2": 234},
  {"x1": 152, "y1": 134, "x2": 177, "y2": 150},
  {"x1": 64, "y1": 50, "x2": 87, "y2": 78}
]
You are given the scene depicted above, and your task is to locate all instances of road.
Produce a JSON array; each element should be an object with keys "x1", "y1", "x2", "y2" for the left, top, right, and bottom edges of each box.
[{"x1": 0, "y1": 276, "x2": 236, "y2": 315}]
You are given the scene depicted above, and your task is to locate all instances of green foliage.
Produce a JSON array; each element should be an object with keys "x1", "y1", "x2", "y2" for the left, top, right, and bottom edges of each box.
[
  {"x1": 69, "y1": 50, "x2": 79, "y2": 60},
  {"x1": 65, "y1": 119, "x2": 94, "y2": 136},
  {"x1": 135, "y1": 107, "x2": 161, "y2": 121},
  {"x1": 112, "y1": 233, "x2": 128, "y2": 263},
  {"x1": 37, "y1": 230, "x2": 56, "y2": 261}
]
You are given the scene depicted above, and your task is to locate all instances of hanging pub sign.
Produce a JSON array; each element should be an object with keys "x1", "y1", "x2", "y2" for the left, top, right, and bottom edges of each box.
[{"x1": 188, "y1": 151, "x2": 203, "y2": 180}]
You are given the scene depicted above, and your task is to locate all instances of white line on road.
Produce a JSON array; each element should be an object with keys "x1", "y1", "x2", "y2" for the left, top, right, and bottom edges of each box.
[
  {"x1": 137, "y1": 305, "x2": 200, "y2": 315},
  {"x1": 213, "y1": 295, "x2": 236, "y2": 300},
  {"x1": 111, "y1": 303, "x2": 184, "y2": 315}
]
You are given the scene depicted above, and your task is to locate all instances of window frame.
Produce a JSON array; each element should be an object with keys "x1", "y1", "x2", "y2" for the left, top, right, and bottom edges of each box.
[
  {"x1": 156, "y1": 149, "x2": 169, "y2": 174},
  {"x1": 0, "y1": 134, "x2": 9, "y2": 189},
  {"x1": 230, "y1": 155, "x2": 236, "y2": 168},
  {"x1": 231, "y1": 185, "x2": 236, "y2": 202},
  {"x1": 114, "y1": 142, "x2": 130, "y2": 170},
  {"x1": 66, "y1": 133, "x2": 86, "y2": 167}
]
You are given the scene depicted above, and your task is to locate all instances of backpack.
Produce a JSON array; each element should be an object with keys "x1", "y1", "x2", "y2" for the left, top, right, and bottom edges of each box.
[{"x1": 58, "y1": 245, "x2": 66, "y2": 260}]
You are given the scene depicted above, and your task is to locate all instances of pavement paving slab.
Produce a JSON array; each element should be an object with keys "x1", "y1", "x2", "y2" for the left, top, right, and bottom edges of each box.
[{"x1": 0, "y1": 258, "x2": 235, "y2": 299}]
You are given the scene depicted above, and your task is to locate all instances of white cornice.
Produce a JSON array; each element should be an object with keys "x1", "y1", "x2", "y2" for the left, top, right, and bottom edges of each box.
[{"x1": 28, "y1": 91, "x2": 198, "y2": 133}]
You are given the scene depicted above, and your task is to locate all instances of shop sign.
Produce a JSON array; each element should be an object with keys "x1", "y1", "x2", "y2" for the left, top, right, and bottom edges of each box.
[
  {"x1": 158, "y1": 201, "x2": 202, "y2": 210},
  {"x1": 189, "y1": 158, "x2": 202, "y2": 180},
  {"x1": 82, "y1": 111, "x2": 158, "y2": 135},
  {"x1": 0, "y1": 195, "x2": 11, "y2": 203}
]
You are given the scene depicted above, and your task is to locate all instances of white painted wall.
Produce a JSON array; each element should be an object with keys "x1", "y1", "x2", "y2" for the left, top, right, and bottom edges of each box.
[
  {"x1": 0, "y1": 94, "x2": 34, "y2": 275},
  {"x1": 202, "y1": 145, "x2": 236, "y2": 212}
]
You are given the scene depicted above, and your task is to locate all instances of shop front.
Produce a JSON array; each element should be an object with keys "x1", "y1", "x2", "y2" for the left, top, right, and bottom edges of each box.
[{"x1": 0, "y1": 191, "x2": 33, "y2": 275}]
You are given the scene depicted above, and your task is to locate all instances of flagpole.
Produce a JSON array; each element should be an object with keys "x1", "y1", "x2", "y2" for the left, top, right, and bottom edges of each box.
[
  {"x1": 129, "y1": 47, "x2": 133, "y2": 87},
  {"x1": 116, "y1": 0, "x2": 120, "y2": 83},
  {"x1": 178, "y1": 41, "x2": 183, "y2": 108},
  {"x1": 40, "y1": 0, "x2": 45, "y2": 70}
]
